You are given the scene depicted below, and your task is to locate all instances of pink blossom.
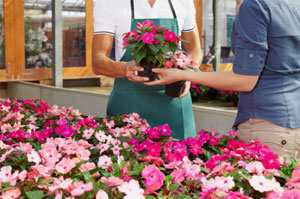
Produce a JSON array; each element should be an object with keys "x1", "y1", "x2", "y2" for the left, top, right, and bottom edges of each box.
[
  {"x1": 201, "y1": 176, "x2": 235, "y2": 192},
  {"x1": 281, "y1": 189, "x2": 300, "y2": 199},
  {"x1": 0, "y1": 166, "x2": 19, "y2": 186},
  {"x1": 118, "y1": 179, "x2": 144, "y2": 196},
  {"x1": 96, "y1": 190, "x2": 108, "y2": 199},
  {"x1": 245, "y1": 161, "x2": 265, "y2": 175},
  {"x1": 286, "y1": 166, "x2": 300, "y2": 189},
  {"x1": 27, "y1": 149, "x2": 41, "y2": 164},
  {"x1": 18, "y1": 170, "x2": 27, "y2": 181},
  {"x1": 142, "y1": 165, "x2": 165, "y2": 188},
  {"x1": 79, "y1": 162, "x2": 96, "y2": 172},
  {"x1": 141, "y1": 32, "x2": 155, "y2": 45},
  {"x1": 98, "y1": 155, "x2": 112, "y2": 169},
  {"x1": 163, "y1": 30, "x2": 178, "y2": 43},
  {"x1": 55, "y1": 158, "x2": 76, "y2": 174},
  {"x1": 163, "y1": 61, "x2": 174, "y2": 68},
  {"x1": 83, "y1": 128, "x2": 94, "y2": 139},
  {"x1": 100, "y1": 176, "x2": 124, "y2": 187},
  {"x1": 184, "y1": 164, "x2": 201, "y2": 179},
  {"x1": 0, "y1": 188, "x2": 21, "y2": 199},
  {"x1": 249, "y1": 175, "x2": 280, "y2": 193},
  {"x1": 76, "y1": 146, "x2": 91, "y2": 161},
  {"x1": 31, "y1": 164, "x2": 52, "y2": 177},
  {"x1": 69, "y1": 181, "x2": 93, "y2": 197},
  {"x1": 170, "y1": 169, "x2": 185, "y2": 183}
]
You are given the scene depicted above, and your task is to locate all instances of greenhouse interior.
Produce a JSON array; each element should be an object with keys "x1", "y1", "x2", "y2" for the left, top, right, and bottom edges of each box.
[{"x1": 0, "y1": 0, "x2": 299, "y2": 198}]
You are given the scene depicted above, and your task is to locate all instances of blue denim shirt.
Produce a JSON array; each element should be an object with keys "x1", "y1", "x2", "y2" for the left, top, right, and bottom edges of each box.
[{"x1": 232, "y1": 0, "x2": 300, "y2": 128}]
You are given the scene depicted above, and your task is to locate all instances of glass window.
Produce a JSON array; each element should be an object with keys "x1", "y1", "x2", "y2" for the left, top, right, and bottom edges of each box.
[
  {"x1": 0, "y1": 0, "x2": 5, "y2": 69},
  {"x1": 24, "y1": 0, "x2": 86, "y2": 68}
]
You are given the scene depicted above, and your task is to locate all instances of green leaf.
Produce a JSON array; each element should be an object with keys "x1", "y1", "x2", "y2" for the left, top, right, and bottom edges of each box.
[
  {"x1": 165, "y1": 175, "x2": 173, "y2": 185},
  {"x1": 145, "y1": 196, "x2": 156, "y2": 199},
  {"x1": 168, "y1": 183, "x2": 180, "y2": 191},
  {"x1": 82, "y1": 171, "x2": 92, "y2": 183},
  {"x1": 25, "y1": 191, "x2": 44, "y2": 199},
  {"x1": 149, "y1": 45, "x2": 160, "y2": 54},
  {"x1": 169, "y1": 42, "x2": 178, "y2": 53},
  {"x1": 136, "y1": 48, "x2": 147, "y2": 65}
]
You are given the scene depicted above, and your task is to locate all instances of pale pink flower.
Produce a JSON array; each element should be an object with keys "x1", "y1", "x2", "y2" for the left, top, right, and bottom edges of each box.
[
  {"x1": 0, "y1": 166, "x2": 19, "y2": 186},
  {"x1": 12, "y1": 122, "x2": 24, "y2": 131},
  {"x1": 55, "y1": 158, "x2": 76, "y2": 174},
  {"x1": 27, "y1": 150, "x2": 41, "y2": 164},
  {"x1": 31, "y1": 164, "x2": 52, "y2": 178},
  {"x1": 1, "y1": 124, "x2": 12, "y2": 134},
  {"x1": 0, "y1": 149, "x2": 15, "y2": 163},
  {"x1": 124, "y1": 193, "x2": 145, "y2": 199},
  {"x1": 99, "y1": 143, "x2": 110, "y2": 155},
  {"x1": 76, "y1": 146, "x2": 91, "y2": 161},
  {"x1": 118, "y1": 179, "x2": 144, "y2": 196},
  {"x1": 83, "y1": 128, "x2": 94, "y2": 139},
  {"x1": 95, "y1": 131, "x2": 107, "y2": 142},
  {"x1": 70, "y1": 181, "x2": 93, "y2": 197},
  {"x1": 39, "y1": 147, "x2": 61, "y2": 167},
  {"x1": 16, "y1": 143, "x2": 33, "y2": 152},
  {"x1": 184, "y1": 164, "x2": 201, "y2": 179},
  {"x1": 170, "y1": 169, "x2": 185, "y2": 183},
  {"x1": 97, "y1": 155, "x2": 112, "y2": 169},
  {"x1": 0, "y1": 188, "x2": 21, "y2": 199},
  {"x1": 48, "y1": 178, "x2": 73, "y2": 193},
  {"x1": 201, "y1": 176, "x2": 234, "y2": 192},
  {"x1": 79, "y1": 162, "x2": 96, "y2": 172},
  {"x1": 96, "y1": 190, "x2": 108, "y2": 199},
  {"x1": 249, "y1": 175, "x2": 280, "y2": 193},
  {"x1": 111, "y1": 145, "x2": 121, "y2": 156},
  {"x1": 27, "y1": 115, "x2": 37, "y2": 123},
  {"x1": 0, "y1": 141, "x2": 9, "y2": 150},
  {"x1": 286, "y1": 166, "x2": 300, "y2": 189},
  {"x1": 100, "y1": 176, "x2": 124, "y2": 187},
  {"x1": 245, "y1": 161, "x2": 265, "y2": 175},
  {"x1": 18, "y1": 170, "x2": 27, "y2": 181},
  {"x1": 0, "y1": 105, "x2": 10, "y2": 112}
]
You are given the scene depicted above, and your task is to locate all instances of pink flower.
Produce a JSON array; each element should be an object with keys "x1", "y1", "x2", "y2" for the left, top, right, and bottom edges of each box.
[
  {"x1": 245, "y1": 161, "x2": 265, "y2": 175},
  {"x1": 96, "y1": 190, "x2": 108, "y2": 199},
  {"x1": 201, "y1": 176, "x2": 234, "y2": 192},
  {"x1": 97, "y1": 155, "x2": 112, "y2": 169},
  {"x1": 27, "y1": 149, "x2": 41, "y2": 164},
  {"x1": 76, "y1": 146, "x2": 91, "y2": 161},
  {"x1": 281, "y1": 189, "x2": 300, "y2": 199},
  {"x1": 286, "y1": 166, "x2": 300, "y2": 189},
  {"x1": 141, "y1": 32, "x2": 154, "y2": 45},
  {"x1": 170, "y1": 169, "x2": 185, "y2": 183},
  {"x1": 31, "y1": 164, "x2": 52, "y2": 177},
  {"x1": 118, "y1": 179, "x2": 144, "y2": 196},
  {"x1": 142, "y1": 165, "x2": 165, "y2": 188},
  {"x1": 0, "y1": 188, "x2": 21, "y2": 199},
  {"x1": 0, "y1": 166, "x2": 19, "y2": 186},
  {"x1": 249, "y1": 175, "x2": 280, "y2": 193},
  {"x1": 100, "y1": 176, "x2": 124, "y2": 187},
  {"x1": 79, "y1": 162, "x2": 96, "y2": 172},
  {"x1": 55, "y1": 158, "x2": 76, "y2": 174},
  {"x1": 69, "y1": 181, "x2": 93, "y2": 197},
  {"x1": 163, "y1": 61, "x2": 174, "y2": 68},
  {"x1": 18, "y1": 170, "x2": 27, "y2": 181},
  {"x1": 163, "y1": 30, "x2": 178, "y2": 43},
  {"x1": 83, "y1": 128, "x2": 94, "y2": 139}
]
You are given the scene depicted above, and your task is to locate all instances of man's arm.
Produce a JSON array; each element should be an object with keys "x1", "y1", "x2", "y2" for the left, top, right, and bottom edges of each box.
[{"x1": 92, "y1": 34, "x2": 148, "y2": 82}]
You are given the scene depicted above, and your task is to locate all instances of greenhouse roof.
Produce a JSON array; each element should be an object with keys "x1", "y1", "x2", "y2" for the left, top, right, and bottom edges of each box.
[{"x1": 24, "y1": 0, "x2": 87, "y2": 12}]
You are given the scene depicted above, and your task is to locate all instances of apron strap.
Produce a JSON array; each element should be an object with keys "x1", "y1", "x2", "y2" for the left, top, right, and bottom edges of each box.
[
  {"x1": 130, "y1": 0, "x2": 177, "y2": 19},
  {"x1": 168, "y1": 0, "x2": 177, "y2": 19},
  {"x1": 131, "y1": 0, "x2": 135, "y2": 19}
]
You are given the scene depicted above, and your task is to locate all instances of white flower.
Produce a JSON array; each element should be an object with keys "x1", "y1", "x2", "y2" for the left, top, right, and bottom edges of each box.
[
  {"x1": 27, "y1": 150, "x2": 41, "y2": 164},
  {"x1": 249, "y1": 175, "x2": 280, "y2": 193},
  {"x1": 96, "y1": 190, "x2": 108, "y2": 199},
  {"x1": 97, "y1": 155, "x2": 112, "y2": 169}
]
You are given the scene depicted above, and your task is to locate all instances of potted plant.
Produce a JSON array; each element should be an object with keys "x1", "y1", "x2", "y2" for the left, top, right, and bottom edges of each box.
[
  {"x1": 123, "y1": 20, "x2": 179, "y2": 81},
  {"x1": 162, "y1": 51, "x2": 198, "y2": 98}
]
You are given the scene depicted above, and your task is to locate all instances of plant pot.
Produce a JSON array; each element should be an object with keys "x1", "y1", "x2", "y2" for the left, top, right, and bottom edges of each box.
[
  {"x1": 165, "y1": 81, "x2": 186, "y2": 98},
  {"x1": 191, "y1": 93, "x2": 201, "y2": 102},
  {"x1": 137, "y1": 59, "x2": 157, "y2": 82}
]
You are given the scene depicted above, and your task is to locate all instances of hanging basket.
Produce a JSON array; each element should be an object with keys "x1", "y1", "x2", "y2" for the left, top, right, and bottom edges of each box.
[{"x1": 165, "y1": 81, "x2": 186, "y2": 98}]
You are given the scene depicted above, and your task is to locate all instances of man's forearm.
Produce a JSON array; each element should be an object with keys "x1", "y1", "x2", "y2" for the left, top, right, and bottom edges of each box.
[{"x1": 92, "y1": 54, "x2": 126, "y2": 78}]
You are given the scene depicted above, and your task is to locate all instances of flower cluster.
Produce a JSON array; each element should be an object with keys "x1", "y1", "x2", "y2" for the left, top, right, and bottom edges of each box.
[
  {"x1": 123, "y1": 20, "x2": 179, "y2": 66},
  {"x1": 162, "y1": 51, "x2": 198, "y2": 70},
  {"x1": 0, "y1": 98, "x2": 299, "y2": 199}
]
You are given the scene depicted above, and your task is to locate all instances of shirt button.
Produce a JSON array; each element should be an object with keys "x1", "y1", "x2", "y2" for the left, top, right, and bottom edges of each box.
[
  {"x1": 281, "y1": 140, "x2": 287, "y2": 145},
  {"x1": 250, "y1": 53, "x2": 254, "y2": 58}
]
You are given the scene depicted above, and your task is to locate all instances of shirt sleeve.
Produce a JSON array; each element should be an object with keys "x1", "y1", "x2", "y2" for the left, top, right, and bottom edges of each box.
[
  {"x1": 182, "y1": 0, "x2": 197, "y2": 32},
  {"x1": 93, "y1": 0, "x2": 117, "y2": 35},
  {"x1": 232, "y1": 0, "x2": 270, "y2": 76}
]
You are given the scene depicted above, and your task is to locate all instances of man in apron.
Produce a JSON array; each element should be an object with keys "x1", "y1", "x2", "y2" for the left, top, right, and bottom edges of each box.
[{"x1": 92, "y1": 0, "x2": 202, "y2": 140}]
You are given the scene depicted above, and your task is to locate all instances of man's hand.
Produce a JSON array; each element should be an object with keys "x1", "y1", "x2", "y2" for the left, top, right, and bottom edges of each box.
[
  {"x1": 124, "y1": 60, "x2": 149, "y2": 82},
  {"x1": 178, "y1": 81, "x2": 191, "y2": 98}
]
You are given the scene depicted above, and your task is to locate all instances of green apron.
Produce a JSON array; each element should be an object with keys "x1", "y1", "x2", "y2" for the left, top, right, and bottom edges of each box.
[{"x1": 107, "y1": 0, "x2": 196, "y2": 140}]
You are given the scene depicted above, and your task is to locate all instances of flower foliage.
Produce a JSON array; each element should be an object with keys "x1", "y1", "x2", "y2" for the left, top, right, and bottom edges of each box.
[
  {"x1": 123, "y1": 20, "x2": 180, "y2": 66},
  {"x1": 0, "y1": 98, "x2": 299, "y2": 199},
  {"x1": 162, "y1": 51, "x2": 198, "y2": 70}
]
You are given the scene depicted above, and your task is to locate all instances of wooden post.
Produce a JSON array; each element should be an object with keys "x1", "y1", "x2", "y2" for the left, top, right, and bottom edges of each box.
[
  {"x1": 193, "y1": 0, "x2": 203, "y2": 45},
  {"x1": 212, "y1": 0, "x2": 222, "y2": 72}
]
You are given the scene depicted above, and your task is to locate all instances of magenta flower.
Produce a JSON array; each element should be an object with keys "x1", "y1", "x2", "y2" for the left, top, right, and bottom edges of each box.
[
  {"x1": 163, "y1": 30, "x2": 178, "y2": 43},
  {"x1": 141, "y1": 32, "x2": 155, "y2": 45},
  {"x1": 142, "y1": 165, "x2": 165, "y2": 188}
]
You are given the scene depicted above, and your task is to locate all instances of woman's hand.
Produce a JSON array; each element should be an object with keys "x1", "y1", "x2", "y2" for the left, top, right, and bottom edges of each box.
[
  {"x1": 178, "y1": 81, "x2": 191, "y2": 98},
  {"x1": 124, "y1": 60, "x2": 149, "y2": 82},
  {"x1": 144, "y1": 68, "x2": 183, "y2": 86}
]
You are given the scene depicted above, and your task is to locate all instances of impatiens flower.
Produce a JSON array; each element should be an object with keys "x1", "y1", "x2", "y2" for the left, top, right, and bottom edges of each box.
[
  {"x1": 96, "y1": 190, "x2": 108, "y2": 199},
  {"x1": 98, "y1": 155, "x2": 112, "y2": 169},
  {"x1": 245, "y1": 161, "x2": 265, "y2": 175},
  {"x1": 170, "y1": 169, "x2": 185, "y2": 183},
  {"x1": 68, "y1": 181, "x2": 93, "y2": 197},
  {"x1": 142, "y1": 165, "x2": 165, "y2": 188},
  {"x1": 83, "y1": 128, "x2": 94, "y2": 139},
  {"x1": 286, "y1": 166, "x2": 300, "y2": 189},
  {"x1": 31, "y1": 164, "x2": 52, "y2": 177},
  {"x1": 100, "y1": 176, "x2": 124, "y2": 187},
  {"x1": 201, "y1": 176, "x2": 235, "y2": 192},
  {"x1": 141, "y1": 32, "x2": 154, "y2": 45},
  {"x1": 163, "y1": 30, "x2": 178, "y2": 43},
  {"x1": 0, "y1": 166, "x2": 19, "y2": 186},
  {"x1": 79, "y1": 162, "x2": 97, "y2": 172},
  {"x1": 18, "y1": 170, "x2": 27, "y2": 181},
  {"x1": 118, "y1": 179, "x2": 144, "y2": 196},
  {"x1": 0, "y1": 188, "x2": 21, "y2": 199},
  {"x1": 27, "y1": 149, "x2": 41, "y2": 164},
  {"x1": 249, "y1": 175, "x2": 280, "y2": 193},
  {"x1": 55, "y1": 158, "x2": 76, "y2": 174}
]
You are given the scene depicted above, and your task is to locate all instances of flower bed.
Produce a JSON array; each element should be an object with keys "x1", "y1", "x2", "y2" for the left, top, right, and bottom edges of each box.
[{"x1": 0, "y1": 98, "x2": 299, "y2": 199}]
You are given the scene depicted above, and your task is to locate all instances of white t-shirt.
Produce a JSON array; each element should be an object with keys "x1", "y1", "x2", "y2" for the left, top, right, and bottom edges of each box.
[{"x1": 94, "y1": 0, "x2": 197, "y2": 61}]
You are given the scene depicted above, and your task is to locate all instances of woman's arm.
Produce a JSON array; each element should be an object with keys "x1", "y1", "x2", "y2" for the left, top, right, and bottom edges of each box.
[
  {"x1": 92, "y1": 34, "x2": 148, "y2": 82},
  {"x1": 146, "y1": 69, "x2": 259, "y2": 92}
]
